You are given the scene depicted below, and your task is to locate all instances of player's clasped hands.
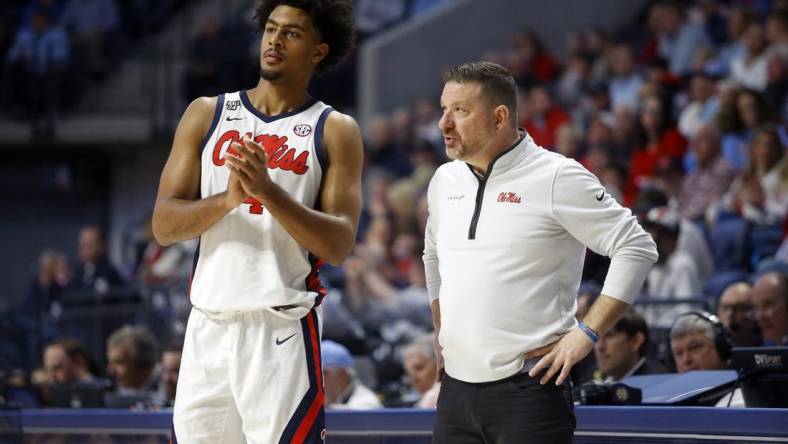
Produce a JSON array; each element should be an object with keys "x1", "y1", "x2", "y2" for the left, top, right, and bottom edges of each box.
[
  {"x1": 524, "y1": 327, "x2": 595, "y2": 386},
  {"x1": 225, "y1": 135, "x2": 274, "y2": 201}
]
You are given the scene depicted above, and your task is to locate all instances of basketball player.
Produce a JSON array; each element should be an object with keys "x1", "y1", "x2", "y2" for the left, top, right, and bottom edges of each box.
[
  {"x1": 152, "y1": 1, "x2": 360, "y2": 442},
  {"x1": 424, "y1": 62, "x2": 658, "y2": 443}
]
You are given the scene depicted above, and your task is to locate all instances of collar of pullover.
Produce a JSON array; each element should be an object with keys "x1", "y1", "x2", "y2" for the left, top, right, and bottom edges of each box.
[{"x1": 465, "y1": 130, "x2": 536, "y2": 179}]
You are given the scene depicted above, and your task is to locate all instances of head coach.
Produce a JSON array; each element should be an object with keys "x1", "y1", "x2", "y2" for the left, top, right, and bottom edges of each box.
[{"x1": 423, "y1": 61, "x2": 658, "y2": 444}]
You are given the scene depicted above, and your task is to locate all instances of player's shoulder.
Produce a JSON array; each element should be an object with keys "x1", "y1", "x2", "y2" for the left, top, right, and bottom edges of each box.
[
  {"x1": 319, "y1": 109, "x2": 363, "y2": 168},
  {"x1": 323, "y1": 109, "x2": 360, "y2": 135},
  {"x1": 322, "y1": 109, "x2": 362, "y2": 151},
  {"x1": 180, "y1": 96, "x2": 219, "y2": 127},
  {"x1": 188, "y1": 96, "x2": 219, "y2": 114}
]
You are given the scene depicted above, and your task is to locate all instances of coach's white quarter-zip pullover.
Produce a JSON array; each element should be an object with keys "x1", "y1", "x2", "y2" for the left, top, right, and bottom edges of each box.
[{"x1": 423, "y1": 134, "x2": 658, "y2": 383}]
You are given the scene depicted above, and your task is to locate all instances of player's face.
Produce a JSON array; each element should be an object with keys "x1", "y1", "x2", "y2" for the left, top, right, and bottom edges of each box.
[
  {"x1": 260, "y1": 6, "x2": 327, "y2": 81},
  {"x1": 439, "y1": 81, "x2": 497, "y2": 163}
]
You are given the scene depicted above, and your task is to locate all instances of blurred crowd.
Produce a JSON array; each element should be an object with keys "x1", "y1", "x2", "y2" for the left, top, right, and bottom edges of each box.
[
  {"x1": 2, "y1": 0, "x2": 788, "y2": 410},
  {"x1": 0, "y1": 0, "x2": 186, "y2": 138},
  {"x1": 181, "y1": 0, "x2": 449, "y2": 113},
  {"x1": 1, "y1": 222, "x2": 192, "y2": 408},
  {"x1": 0, "y1": 0, "x2": 449, "y2": 135},
  {"x1": 0, "y1": 0, "x2": 186, "y2": 136}
]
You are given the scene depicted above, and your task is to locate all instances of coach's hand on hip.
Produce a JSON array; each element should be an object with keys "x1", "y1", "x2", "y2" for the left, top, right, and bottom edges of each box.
[
  {"x1": 225, "y1": 135, "x2": 274, "y2": 200},
  {"x1": 524, "y1": 328, "x2": 594, "y2": 385}
]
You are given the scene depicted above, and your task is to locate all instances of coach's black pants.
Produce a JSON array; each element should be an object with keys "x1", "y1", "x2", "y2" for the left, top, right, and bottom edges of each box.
[{"x1": 433, "y1": 371, "x2": 575, "y2": 444}]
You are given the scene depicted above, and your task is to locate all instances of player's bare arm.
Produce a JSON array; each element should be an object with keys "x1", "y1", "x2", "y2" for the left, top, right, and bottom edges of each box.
[
  {"x1": 152, "y1": 97, "x2": 248, "y2": 245},
  {"x1": 525, "y1": 295, "x2": 630, "y2": 385},
  {"x1": 225, "y1": 110, "x2": 363, "y2": 265}
]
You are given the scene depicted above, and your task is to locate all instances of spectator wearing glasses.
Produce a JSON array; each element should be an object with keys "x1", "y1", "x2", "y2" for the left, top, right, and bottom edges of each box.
[{"x1": 717, "y1": 281, "x2": 761, "y2": 347}]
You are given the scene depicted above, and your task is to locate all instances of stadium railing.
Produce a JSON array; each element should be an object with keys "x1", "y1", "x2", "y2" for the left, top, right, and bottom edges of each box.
[{"x1": 1, "y1": 407, "x2": 786, "y2": 444}]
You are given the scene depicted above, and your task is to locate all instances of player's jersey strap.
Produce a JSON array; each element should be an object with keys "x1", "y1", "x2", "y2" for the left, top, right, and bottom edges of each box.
[
  {"x1": 279, "y1": 309, "x2": 325, "y2": 444},
  {"x1": 200, "y1": 94, "x2": 225, "y2": 151},
  {"x1": 313, "y1": 106, "x2": 333, "y2": 173}
]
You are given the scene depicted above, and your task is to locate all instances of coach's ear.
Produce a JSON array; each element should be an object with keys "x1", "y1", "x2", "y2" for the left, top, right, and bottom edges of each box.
[
  {"x1": 493, "y1": 104, "x2": 510, "y2": 131},
  {"x1": 312, "y1": 43, "x2": 329, "y2": 65}
]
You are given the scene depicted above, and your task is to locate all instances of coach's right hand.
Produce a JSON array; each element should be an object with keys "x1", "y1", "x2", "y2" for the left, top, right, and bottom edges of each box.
[{"x1": 524, "y1": 327, "x2": 594, "y2": 386}]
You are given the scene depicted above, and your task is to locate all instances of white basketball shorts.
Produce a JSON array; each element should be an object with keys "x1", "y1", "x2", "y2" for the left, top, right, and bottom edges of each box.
[{"x1": 173, "y1": 306, "x2": 325, "y2": 443}]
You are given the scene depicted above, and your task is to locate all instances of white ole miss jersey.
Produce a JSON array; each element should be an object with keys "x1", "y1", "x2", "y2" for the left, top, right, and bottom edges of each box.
[{"x1": 189, "y1": 90, "x2": 332, "y2": 317}]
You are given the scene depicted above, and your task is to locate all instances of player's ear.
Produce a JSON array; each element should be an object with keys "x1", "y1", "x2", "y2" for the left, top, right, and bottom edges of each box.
[{"x1": 312, "y1": 43, "x2": 329, "y2": 65}]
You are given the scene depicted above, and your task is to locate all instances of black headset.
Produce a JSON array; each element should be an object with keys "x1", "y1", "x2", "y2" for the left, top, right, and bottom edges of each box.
[{"x1": 666, "y1": 311, "x2": 734, "y2": 367}]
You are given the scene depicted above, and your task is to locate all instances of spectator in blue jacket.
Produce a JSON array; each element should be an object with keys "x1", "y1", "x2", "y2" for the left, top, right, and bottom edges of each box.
[{"x1": 5, "y1": 7, "x2": 69, "y2": 134}]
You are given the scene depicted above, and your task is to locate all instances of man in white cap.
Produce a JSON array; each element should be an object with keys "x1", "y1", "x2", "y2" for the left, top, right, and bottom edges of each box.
[
  {"x1": 321, "y1": 340, "x2": 381, "y2": 409},
  {"x1": 642, "y1": 206, "x2": 704, "y2": 326}
]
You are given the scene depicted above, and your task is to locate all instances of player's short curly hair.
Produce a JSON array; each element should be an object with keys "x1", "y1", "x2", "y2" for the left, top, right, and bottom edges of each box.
[{"x1": 255, "y1": 0, "x2": 356, "y2": 74}]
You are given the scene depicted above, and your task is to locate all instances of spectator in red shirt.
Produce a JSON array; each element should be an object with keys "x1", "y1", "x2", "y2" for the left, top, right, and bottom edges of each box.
[
  {"x1": 522, "y1": 85, "x2": 569, "y2": 148},
  {"x1": 512, "y1": 30, "x2": 558, "y2": 83},
  {"x1": 625, "y1": 94, "x2": 687, "y2": 205}
]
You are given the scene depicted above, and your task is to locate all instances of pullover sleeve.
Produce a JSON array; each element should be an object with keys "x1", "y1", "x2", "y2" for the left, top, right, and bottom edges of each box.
[
  {"x1": 423, "y1": 175, "x2": 441, "y2": 302},
  {"x1": 551, "y1": 160, "x2": 658, "y2": 304}
]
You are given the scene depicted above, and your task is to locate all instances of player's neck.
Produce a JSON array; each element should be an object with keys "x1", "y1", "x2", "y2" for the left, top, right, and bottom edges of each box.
[{"x1": 247, "y1": 78, "x2": 313, "y2": 116}]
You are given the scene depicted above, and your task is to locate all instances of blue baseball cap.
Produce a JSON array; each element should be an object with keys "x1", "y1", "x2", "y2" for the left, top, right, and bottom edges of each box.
[{"x1": 321, "y1": 340, "x2": 353, "y2": 369}]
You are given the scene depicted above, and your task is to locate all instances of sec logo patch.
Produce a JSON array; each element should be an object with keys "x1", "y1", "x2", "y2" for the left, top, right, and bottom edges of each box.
[{"x1": 294, "y1": 124, "x2": 312, "y2": 137}]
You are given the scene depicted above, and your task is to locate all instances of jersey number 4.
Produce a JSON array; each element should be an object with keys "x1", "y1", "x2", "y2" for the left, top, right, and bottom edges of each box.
[{"x1": 243, "y1": 197, "x2": 264, "y2": 214}]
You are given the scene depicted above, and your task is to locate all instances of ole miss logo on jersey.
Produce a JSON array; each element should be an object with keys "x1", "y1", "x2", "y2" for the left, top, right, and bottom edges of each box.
[{"x1": 212, "y1": 130, "x2": 309, "y2": 175}]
